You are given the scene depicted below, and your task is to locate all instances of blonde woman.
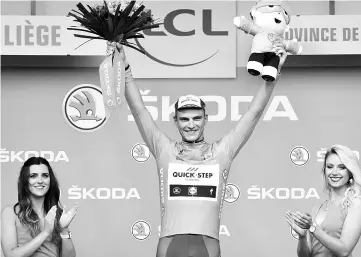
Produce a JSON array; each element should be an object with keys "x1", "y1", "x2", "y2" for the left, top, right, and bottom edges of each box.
[{"x1": 286, "y1": 145, "x2": 361, "y2": 257}]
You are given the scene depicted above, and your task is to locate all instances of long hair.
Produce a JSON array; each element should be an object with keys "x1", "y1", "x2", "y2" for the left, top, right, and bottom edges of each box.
[
  {"x1": 13, "y1": 157, "x2": 63, "y2": 245},
  {"x1": 321, "y1": 145, "x2": 360, "y2": 209}
]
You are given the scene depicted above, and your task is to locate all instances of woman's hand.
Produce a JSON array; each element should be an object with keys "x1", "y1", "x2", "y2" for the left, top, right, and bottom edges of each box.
[
  {"x1": 44, "y1": 206, "x2": 57, "y2": 236},
  {"x1": 59, "y1": 203, "x2": 79, "y2": 230},
  {"x1": 285, "y1": 211, "x2": 308, "y2": 237},
  {"x1": 292, "y1": 211, "x2": 313, "y2": 229}
]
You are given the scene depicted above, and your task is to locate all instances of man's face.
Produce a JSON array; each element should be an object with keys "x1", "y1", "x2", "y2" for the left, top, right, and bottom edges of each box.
[{"x1": 174, "y1": 108, "x2": 208, "y2": 143}]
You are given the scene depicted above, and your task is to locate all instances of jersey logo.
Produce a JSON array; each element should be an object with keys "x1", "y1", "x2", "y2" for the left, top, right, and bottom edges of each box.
[
  {"x1": 203, "y1": 152, "x2": 213, "y2": 160},
  {"x1": 222, "y1": 169, "x2": 229, "y2": 181},
  {"x1": 168, "y1": 163, "x2": 220, "y2": 202},
  {"x1": 173, "y1": 187, "x2": 181, "y2": 195},
  {"x1": 187, "y1": 167, "x2": 199, "y2": 172},
  {"x1": 169, "y1": 184, "x2": 217, "y2": 199},
  {"x1": 188, "y1": 186, "x2": 197, "y2": 196}
]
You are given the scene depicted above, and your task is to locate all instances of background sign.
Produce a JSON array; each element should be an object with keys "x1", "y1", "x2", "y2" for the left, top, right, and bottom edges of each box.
[
  {"x1": 1, "y1": 1, "x2": 237, "y2": 78},
  {"x1": 2, "y1": 1, "x2": 361, "y2": 257},
  {"x1": 234, "y1": 14, "x2": 361, "y2": 66},
  {"x1": 2, "y1": 67, "x2": 361, "y2": 257}
]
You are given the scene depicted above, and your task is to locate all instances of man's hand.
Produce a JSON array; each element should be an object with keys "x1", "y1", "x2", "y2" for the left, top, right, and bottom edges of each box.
[
  {"x1": 117, "y1": 44, "x2": 129, "y2": 67},
  {"x1": 272, "y1": 42, "x2": 288, "y2": 72}
]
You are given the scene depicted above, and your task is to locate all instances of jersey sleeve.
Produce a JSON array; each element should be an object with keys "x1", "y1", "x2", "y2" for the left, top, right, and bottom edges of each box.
[
  {"x1": 132, "y1": 107, "x2": 172, "y2": 160},
  {"x1": 214, "y1": 128, "x2": 238, "y2": 163}
]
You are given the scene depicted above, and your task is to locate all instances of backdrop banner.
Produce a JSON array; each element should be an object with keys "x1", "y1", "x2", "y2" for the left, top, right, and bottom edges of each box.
[
  {"x1": 2, "y1": 67, "x2": 361, "y2": 257},
  {"x1": 1, "y1": 1, "x2": 237, "y2": 78}
]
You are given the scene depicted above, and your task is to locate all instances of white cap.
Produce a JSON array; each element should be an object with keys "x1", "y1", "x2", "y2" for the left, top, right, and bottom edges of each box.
[{"x1": 175, "y1": 95, "x2": 206, "y2": 110}]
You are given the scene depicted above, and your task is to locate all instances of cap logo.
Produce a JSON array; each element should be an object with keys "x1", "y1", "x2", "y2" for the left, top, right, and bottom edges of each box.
[{"x1": 181, "y1": 97, "x2": 197, "y2": 104}]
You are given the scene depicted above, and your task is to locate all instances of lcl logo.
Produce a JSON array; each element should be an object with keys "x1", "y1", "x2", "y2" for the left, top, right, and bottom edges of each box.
[{"x1": 136, "y1": 9, "x2": 228, "y2": 67}]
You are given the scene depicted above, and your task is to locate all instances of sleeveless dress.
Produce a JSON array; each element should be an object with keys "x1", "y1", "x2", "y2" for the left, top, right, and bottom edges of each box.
[
  {"x1": 15, "y1": 216, "x2": 60, "y2": 257},
  {"x1": 310, "y1": 200, "x2": 352, "y2": 257}
]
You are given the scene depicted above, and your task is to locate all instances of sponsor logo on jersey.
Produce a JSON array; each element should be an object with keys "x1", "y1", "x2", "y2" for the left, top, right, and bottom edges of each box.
[
  {"x1": 222, "y1": 169, "x2": 229, "y2": 181},
  {"x1": 188, "y1": 186, "x2": 198, "y2": 196},
  {"x1": 173, "y1": 187, "x2": 181, "y2": 195},
  {"x1": 170, "y1": 184, "x2": 217, "y2": 199},
  {"x1": 168, "y1": 163, "x2": 220, "y2": 201}
]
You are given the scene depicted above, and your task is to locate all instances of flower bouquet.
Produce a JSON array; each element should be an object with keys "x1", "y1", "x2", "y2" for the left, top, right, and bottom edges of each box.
[{"x1": 67, "y1": 0, "x2": 161, "y2": 117}]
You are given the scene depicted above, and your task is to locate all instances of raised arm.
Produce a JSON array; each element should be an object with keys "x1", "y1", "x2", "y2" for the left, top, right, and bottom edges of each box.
[
  {"x1": 120, "y1": 47, "x2": 170, "y2": 159},
  {"x1": 1, "y1": 206, "x2": 56, "y2": 257},
  {"x1": 218, "y1": 43, "x2": 287, "y2": 161}
]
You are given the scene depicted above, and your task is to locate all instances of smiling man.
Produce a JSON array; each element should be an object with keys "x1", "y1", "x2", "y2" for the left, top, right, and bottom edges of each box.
[{"x1": 120, "y1": 41, "x2": 287, "y2": 257}]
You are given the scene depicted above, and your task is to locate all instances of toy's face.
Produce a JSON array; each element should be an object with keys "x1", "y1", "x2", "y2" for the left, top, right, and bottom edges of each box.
[{"x1": 253, "y1": 5, "x2": 289, "y2": 35}]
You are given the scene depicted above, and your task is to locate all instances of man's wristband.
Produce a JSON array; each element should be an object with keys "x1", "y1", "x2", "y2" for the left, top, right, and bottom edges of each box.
[{"x1": 125, "y1": 65, "x2": 133, "y2": 83}]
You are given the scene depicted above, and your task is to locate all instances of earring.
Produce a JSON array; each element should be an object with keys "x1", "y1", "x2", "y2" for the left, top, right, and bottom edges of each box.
[{"x1": 350, "y1": 178, "x2": 354, "y2": 184}]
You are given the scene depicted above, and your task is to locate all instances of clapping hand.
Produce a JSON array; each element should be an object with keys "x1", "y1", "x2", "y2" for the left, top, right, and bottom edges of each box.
[
  {"x1": 292, "y1": 211, "x2": 313, "y2": 229},
  {"x1": 44, "y1": 206, "x2": 57, "y2": 236},
  {"x1": 285, "y1": 211, "x2": 311, "y2": 237},
  {"x1": 59, "y1": 203, "x2": 79, "y2": 230}
]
